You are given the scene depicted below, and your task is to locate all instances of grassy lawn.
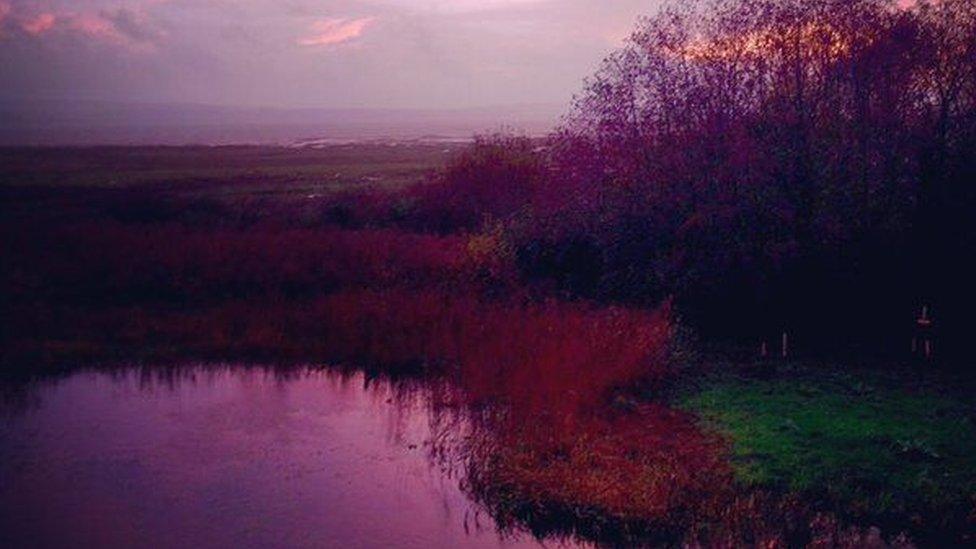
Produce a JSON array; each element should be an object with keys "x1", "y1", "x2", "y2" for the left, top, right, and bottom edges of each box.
[{"x1": 679, "y1": 364, "x2": 976, "y2": 522}]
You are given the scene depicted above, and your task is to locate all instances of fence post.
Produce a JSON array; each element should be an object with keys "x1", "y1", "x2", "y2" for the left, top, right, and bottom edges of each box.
[{"x1": 913, "y1": 305, "x2": 933, "y2": 362}]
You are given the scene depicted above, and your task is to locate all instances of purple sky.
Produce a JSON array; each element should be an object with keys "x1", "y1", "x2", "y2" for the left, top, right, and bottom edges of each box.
[{"x1": 0, "y1": 1, "x2": 660, "y2": 110}]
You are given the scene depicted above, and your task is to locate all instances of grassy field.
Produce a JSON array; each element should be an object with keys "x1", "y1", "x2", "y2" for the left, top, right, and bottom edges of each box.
[
  {"x1": 0, "y1": 143, "x2": 464, "y2": 230},
  {"x1": 679, "y1": 362, "x2": 976, "y2": 537},
  {"x1": 0, "y1": 143, "x2": 461, "y2": 190}
]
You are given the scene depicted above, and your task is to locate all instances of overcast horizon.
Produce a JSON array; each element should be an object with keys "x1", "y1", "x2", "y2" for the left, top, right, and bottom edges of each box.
[{"x1": 0, "y1": 1, "x2": 660, "y2": 111}]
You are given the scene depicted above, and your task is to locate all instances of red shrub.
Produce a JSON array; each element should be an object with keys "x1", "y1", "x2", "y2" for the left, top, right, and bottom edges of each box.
[
  {"x1": 316, "y1": 289, "x2": 673, "y2": 427},
  {"x1": 5, "y1": 287, "x2": 671, "y2": 426},
  {"x1": 2, "y1": 222, "x2": 513, "y2": 303}
]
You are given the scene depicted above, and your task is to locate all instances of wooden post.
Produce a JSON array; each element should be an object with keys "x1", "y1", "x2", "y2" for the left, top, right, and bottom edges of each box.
[
  {"x1": 781, "y1": 332, "x2": 789, "y2": 358},
  {"x1": 913, "y1": 305, "x2": 934, "y2": 361}
]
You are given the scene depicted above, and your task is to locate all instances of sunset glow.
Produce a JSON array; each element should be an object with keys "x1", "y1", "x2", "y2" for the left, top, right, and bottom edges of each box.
[
  {"x1": 298, "y1": 17, "x2": 375, "y2": 47},
  {"x1": 19, "y1": 12, "x2": 53, "y2": 35}
]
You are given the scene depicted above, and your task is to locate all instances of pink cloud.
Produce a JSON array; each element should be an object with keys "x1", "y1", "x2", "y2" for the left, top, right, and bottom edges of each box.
[
  {"x1": 299, "y1": 17, "x2": 375, "y2": 47},
  {"x1": 69, "y1": 10, "x2": 163, "y2": 51},
  {"x1": 0, "y1": 3, "x2": 163, "y2": 51},
  {"x1": 21, "y1": 12, "x2": 56, "y2": 35},
  {"x1": 70, "y1": 14, "x2": 124, "y2": 41}
]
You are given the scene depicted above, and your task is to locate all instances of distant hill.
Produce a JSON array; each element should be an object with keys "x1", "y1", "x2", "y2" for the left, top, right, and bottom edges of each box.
[{"x1": 0, "y1": 100, "x2": 563, "y2": 146}]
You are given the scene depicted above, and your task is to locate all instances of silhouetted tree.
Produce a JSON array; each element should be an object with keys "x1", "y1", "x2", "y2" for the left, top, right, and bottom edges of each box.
[{"x1": 512, "y1": 0, "x2": 976, "y2": 360}]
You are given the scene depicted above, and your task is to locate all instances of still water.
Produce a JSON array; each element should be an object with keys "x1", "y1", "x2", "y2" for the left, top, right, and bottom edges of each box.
[{"x1": 0, "y1": 366, "x2": 574, "y2": 548}]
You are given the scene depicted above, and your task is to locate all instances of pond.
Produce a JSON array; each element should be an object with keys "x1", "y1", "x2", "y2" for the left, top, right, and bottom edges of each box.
[{"x1": 0, "y1": 366, "x2": 580, "y2": 548}]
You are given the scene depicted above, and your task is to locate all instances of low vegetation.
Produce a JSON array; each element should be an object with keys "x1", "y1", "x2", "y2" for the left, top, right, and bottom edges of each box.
[{"x1": 680, "y1": 363, "x2": 976, "y2": 543}]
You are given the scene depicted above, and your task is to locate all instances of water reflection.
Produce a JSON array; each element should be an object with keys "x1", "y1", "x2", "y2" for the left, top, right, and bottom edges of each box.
[{"x1": 0, "y1": 365, "x2": 578, "y2": 548}]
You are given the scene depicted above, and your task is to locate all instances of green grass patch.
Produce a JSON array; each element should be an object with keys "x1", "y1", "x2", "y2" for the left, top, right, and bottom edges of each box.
[{"x1": 679, "y1": 365, "x2": 976, "y2": 519}]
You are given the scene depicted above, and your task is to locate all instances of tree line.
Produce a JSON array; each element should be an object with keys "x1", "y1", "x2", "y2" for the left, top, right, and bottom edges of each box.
[{"x1": 491, "y1": 0, "x2": 976, "y2": 360}]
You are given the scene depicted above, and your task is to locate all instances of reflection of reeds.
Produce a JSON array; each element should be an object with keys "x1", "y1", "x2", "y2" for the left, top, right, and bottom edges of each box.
[{"x1": 451, "y1": 405, "x2": 732, "y2": 546}]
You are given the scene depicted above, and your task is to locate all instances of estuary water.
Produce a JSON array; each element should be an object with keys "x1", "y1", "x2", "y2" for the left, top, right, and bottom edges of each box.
[{"x1": 0, "y1": 366, "x2": 575, "y2": 549}]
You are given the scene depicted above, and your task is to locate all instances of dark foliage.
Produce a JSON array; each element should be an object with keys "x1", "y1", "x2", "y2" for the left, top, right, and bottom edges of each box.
[
  {"x1": 404, "y1": 134, "x2": 544, "y2": 233},
  {"x1": 487, "y1": 0, "x2": 976, "y2": 362}
]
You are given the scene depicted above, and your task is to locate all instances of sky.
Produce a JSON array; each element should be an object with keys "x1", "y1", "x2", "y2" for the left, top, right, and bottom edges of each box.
[{"x1": 0, "y1": 0, "x2": 661, "y2": 110}]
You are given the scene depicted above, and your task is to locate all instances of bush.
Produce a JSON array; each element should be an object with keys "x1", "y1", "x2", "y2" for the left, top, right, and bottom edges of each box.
[{"x1": 407, "y1": 133, "x2": 543, "y2": 233}]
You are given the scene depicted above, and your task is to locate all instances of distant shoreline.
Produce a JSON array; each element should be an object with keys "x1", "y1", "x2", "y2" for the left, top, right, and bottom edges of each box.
[{"x1": 0, "y1": 101, "x2": 561, "y2": 147}]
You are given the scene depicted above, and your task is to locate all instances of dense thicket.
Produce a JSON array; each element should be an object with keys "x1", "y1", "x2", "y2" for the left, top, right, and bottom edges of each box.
[
  {"x1": 506, "y1": 0, "x2": 976, "y2": 360},
  {"x1": 408, "y1": 134, "x2": 543, "y2": 233}
]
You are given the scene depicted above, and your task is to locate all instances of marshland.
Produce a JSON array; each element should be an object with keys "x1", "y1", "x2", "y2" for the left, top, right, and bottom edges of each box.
[{"x1": 3, "y1": 1, "x2": 976, "y2": 547}]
